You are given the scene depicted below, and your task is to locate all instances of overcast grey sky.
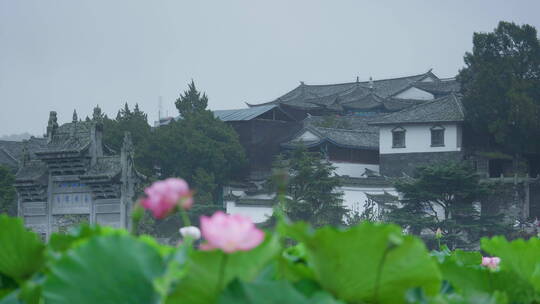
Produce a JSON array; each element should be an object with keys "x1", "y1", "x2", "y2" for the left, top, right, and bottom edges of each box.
[{"x1": 1, "y1": 1, "x2": 539, "y2": 136}]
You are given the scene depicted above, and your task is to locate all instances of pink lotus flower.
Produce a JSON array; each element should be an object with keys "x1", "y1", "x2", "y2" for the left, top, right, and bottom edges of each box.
[
  {"x1": 141, "y1": 178, "x2": 193, "y2": 219},
  {"x1": 481, "y1": 256, "x2": 501, "y2": 269},
  {"x1": 199, "y1": 211, "x2": 264, "y2": 253}
]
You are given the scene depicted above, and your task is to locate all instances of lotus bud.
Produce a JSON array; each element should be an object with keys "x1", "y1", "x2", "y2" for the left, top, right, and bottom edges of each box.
[
  {"x1": 179, "y1": 226, "x2": 201, "y2": 240},
  {"x1": 435, "y1": 228, "x2": 443, "y2": 239}
]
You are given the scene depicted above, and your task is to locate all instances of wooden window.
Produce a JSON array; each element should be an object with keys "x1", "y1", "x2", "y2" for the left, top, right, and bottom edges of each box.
[
  {"x1": 431, "y1": 126, "x2": 445, "y2": 147},
  {"x1": 392, "y1": 127, "x2": 406, "y2": 148}
]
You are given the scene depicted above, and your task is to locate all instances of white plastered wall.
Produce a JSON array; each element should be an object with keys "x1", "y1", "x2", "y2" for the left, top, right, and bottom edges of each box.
[
  {"x1": 393, "y1": 87, "x2": 434, "y2": 100},
  {"x1": 225, "y1": 184, "x2": 398, "y2": 223},
  {"x1": 225, "y1": 201, "x2": 273, "y2": 223},
  {"x1": 420, "y1": 76, "x2": 435, "y2": 82},
  {"x1": 379, "y1": 123, "x2": 462, "y2": 154}
]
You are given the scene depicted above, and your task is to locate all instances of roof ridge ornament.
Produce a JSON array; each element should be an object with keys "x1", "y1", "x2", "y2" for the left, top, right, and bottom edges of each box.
[
  {"x1": 92, "y1": 105, "x2": 103, "y2": 123},
  {"x1": 46, "y1": 111, "x2": 58, "y2": 143},
  {"x1": 72, "y1": 109, "x2": 78, "y2": 123},
  {"x1": 369, "y1": 77, "x2": 374, "y2": 91}
]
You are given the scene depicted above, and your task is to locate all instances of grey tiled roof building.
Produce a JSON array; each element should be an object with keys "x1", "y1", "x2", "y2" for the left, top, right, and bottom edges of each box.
[
  {"x1": 5, "y1": 108, "x2": 142, "y2": 240},
  {"x1": 248, "y1": 70, "x2": 459, "y2": 115}
]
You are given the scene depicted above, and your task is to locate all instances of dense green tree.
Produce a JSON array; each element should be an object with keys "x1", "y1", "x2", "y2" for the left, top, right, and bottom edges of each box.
[
  {"x1": 385, "y1": 162, "x2": 511, "y2": 249},
  {"x1": 271, "y1": 146, "x2": 348, "y2": 227},
  {"x1": 458, "y1": 21, "x2": 540, "y2": 161},
  {"x1": 174, "y1": 80, "x2": 208, "y2": 117},
  {"x1": 153, "y1": 83, "x2": 247, "y2": 204},
  {"x1": 103, "y1": 103, "x2": 153, "y2": 176},
  {"x1": 0, "y1": 166, "x2": 16, "y2": 215}
]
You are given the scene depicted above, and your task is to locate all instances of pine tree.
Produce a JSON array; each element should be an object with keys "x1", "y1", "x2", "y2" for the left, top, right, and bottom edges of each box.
[
  {"x1": 174, "y1": 80, "x2": 209, "y2": 117},
  {"x1": 154, "y1": 83, "x2": 247, "y2": 204},
  {"x1": 384, "y1": 162, "x2": 511, "y2": 249},
  {"x1": 102, "y1": 103, "x2": 153, "y2": 176},
  {"x1": 272, "y1": 146, "x2": 348, "y2": 227},
  {"x1": 119, "y1": 103, "x2": 132, "y2": 121},
  {"x1": 133, "y1": 103, "x2": 147, "y2": 121}
]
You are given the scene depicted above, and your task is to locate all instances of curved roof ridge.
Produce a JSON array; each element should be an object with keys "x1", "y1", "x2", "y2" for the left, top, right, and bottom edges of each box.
[{"x1": 299, "y1": 71, "x2": 431, "y2": 88}]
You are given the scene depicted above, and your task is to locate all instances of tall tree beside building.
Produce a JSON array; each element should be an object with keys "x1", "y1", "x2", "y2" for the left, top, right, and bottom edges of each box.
[
  {"x1": 458, "y1": 21, "x2": 540, "y2": 159},
  {"x1": 153, "y1": 82, "x2": 247, "y2": 204},
  {"x1": 0, "y1": 165, "x2": 16, "y2": 215},
  {"x1": 272, "y1": 146, "x2": 348, "y2": 227}
]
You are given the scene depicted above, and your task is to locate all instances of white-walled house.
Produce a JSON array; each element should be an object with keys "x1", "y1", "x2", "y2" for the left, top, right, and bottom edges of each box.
[
  {"x1": 222, "y1": 71, "x2": 463, "y2": 223},
  {"x1": 369, "y1": 93, "x2": 465, "y2": 177}
]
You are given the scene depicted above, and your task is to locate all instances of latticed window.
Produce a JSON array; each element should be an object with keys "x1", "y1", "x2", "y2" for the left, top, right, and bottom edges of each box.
[
  {"x1": 392, "y1": 127, "x2": 406, "y2": 148},
  {"x1": 431, "y1": 126, "x2": 445, "y2": 147}
]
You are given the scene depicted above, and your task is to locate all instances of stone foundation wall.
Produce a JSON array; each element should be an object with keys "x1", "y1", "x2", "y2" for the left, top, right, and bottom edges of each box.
[{"x1": 380, "y1": 151, "x2": 463, "y2": 177}]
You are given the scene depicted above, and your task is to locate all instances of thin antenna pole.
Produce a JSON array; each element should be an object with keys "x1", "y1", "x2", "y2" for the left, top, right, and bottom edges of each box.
[{"x1": 158, "y1": 96, "x2": 163, "y2": 121}]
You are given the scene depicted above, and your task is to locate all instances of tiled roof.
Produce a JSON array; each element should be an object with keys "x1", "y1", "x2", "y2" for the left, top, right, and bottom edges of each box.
[
  {"x1": 368, "y1": 94, "x2": 464, "y2": 125},
  {"x1": 0, "y1": 138, "x2": 47, "y2": 170},
  {"x1": 36, "y1": 122, "x2": 93, "y2": 154},
  {"x1": 0, "y1": 149, "x2": 19, "y2": 169},
  {"x1": 283, "y1": 125, "x2": 379, "y2": 150},
  {"x1": 15, "y1": 160, "x2": 48, "y2": 181},
  {"x1": 413, "y1": 78, "x2": 460, "y2": 95},
  {"x1": 248, "y1": 71, "x2": 457, "y2": 111},
  {"x1": 302, "y1": 114, "x2": 381, "y2": 133},
  {"x1": 341, "y1": 92, "x2": 386, "y2": 110},
  {"x1": 0, "y1": 138, "x2": 46, "y2": 161},
  {"x1": 158, "y1": 105, "x2": 291, "y2": 125},
  {"x1": 0, "y1": 141, "x2": 24, "y2": 164},
  {"x1": 213, "y1": 105, "x2": 278, "y2": 121}
]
